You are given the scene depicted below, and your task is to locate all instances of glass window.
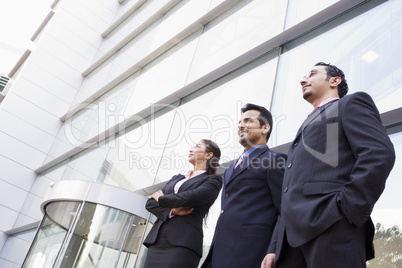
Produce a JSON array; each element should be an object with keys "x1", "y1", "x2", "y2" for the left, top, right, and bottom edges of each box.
[
  {"x1": 60, "y1": 143, "x2": 111, "y2": 182},
  {"x1": 23, "y1": 202, "x2": 81, "y2": 268},
  {"x1": 149, "y1": 0, "x2": 209, "y2": 51},
  {"x1": 97, "y1": 0, "x2": 169, "y2": 61},
  {"x1": 123, "y1": 29, "x2": 200, "y2": 117},
  {"x1": 97, "y1": 103, "x2": 178, "y2": 190},
  {"x1": 81, "y1": 0, "x2": 207, "y2": 101},
  {"x1": 102, "y1": 22, "x2": 160, "y2": 85},
  {"x1": 117, "y1": 217, "x2": 148, "y2": 267},
  {"x1": 186, "y1": 0, "x2": 287, "y2": 85},
  {"x1": 272, "y1": 0, "x2": 402, "y2": 144},
  {"x1": 134, "y1": 214, "x2": 155, "y2": 268},
  {"x1": 55, "y1": 203, "x2": 142, "y2": 268},
  {"x1": 369, "y1": 128, "x2": 402, "y2": 267},
  {"x1": 43, "y1": 102, "x2": 177, "y2": 191},
  {"x1": 24, "y1": 201, "x2": 147, "y2": 268},
  {"x1": 73, "y1": 20, "x2": 159, "y2": 107},
  {"x1": 209, "y1": 0, "x2": 227, "y2": 10},
  {"x1": 155, "y1": 51, "x2": 279, "y2": 182},
  {"x1": 78, "y1": 74, "x2": 138, "y2": 140},
  {"x1": 285, "y1": 0, "x2": 340, "y2": 29},
  {"x1": 45, "y1": 201, "x2": 81, "y2": 230},
  {"x1": 22, "y1": 216, "x2": 67, "y2": 268},
  {"x1": 56, "y1": 204, "x2": 128, "y2": 268}
]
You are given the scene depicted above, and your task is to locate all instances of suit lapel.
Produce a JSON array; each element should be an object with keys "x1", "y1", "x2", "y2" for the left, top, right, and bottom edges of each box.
[
  {"x1": 178, "y1": 172, "x2": 208, "y2": 192},
  {"x1": 224, "y1": 162, "x2": 235, "y2": 184},
  {"x1": 226, "y1": 145, "x2": 269, "y2": 185},
  {"x1": 165, "y1": 174, "x2": 185, "y2": 194},
  {"x1": 294, "y1": 101, "x2": 337, "y2": 142}
]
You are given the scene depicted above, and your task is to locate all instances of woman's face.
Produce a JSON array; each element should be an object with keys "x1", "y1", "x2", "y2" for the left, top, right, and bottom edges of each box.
[{"x1": 188, "y1": 140, "x2": 210, "y2": 165}]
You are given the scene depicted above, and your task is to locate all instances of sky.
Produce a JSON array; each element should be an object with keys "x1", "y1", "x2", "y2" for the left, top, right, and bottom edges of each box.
[{"x1": 0, "y1": 0, "x2": 54, "y2": 76}]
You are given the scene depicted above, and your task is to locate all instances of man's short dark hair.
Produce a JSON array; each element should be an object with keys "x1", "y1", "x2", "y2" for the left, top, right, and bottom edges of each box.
[
  {"x1": 241, "y1": 103, "x2": 273, "y2": 142},
  {"x1": 315, "y1": 62, "x2": 348, "y2": 98}
]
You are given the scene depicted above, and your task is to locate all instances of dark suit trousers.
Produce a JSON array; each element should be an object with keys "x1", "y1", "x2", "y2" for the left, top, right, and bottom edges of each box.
[{"x1": 278, "y1": 217, "x2": 368, "y2": 268}]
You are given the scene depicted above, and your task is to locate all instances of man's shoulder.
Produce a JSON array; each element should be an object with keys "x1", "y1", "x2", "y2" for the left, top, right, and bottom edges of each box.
[
  {"x1": 260, "y1": 148, "x2": 287, "y2": 160},
  {"x1": 206, "y1": 173, "x2": 223, "y2": 181},
  {"x1": 340, "y1": 91, "x2": 374, "y2": 103},
  {"x1": 338, "y1": 91, "x2": 378, "y2": 114}
]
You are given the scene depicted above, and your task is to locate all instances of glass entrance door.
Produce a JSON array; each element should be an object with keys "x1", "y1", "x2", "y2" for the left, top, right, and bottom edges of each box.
[{"x1": 22, "y1": 201, "x2": 147, "y2": 268}]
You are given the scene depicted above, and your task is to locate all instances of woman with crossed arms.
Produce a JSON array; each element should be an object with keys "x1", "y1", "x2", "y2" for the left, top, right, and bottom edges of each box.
[{"x1": 143, "y1": 139, "x2": 222, "y2": 268}]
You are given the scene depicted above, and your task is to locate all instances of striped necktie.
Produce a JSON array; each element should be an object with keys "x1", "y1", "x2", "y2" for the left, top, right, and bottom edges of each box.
[{"x1": 235, "y1": 152, "x2": 246, "y2": 168}]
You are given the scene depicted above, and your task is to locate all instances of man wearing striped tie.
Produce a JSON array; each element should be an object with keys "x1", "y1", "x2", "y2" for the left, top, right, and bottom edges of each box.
[{"x1": 201, "y1": 103, "x2": 287, "y2": 268}]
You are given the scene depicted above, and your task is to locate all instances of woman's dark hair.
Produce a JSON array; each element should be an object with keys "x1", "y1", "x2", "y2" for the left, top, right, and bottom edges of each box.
[
  {"x1": 202, "y1": 139, "x2": 221, "y2": 175},
  {"x1": 201, "y1": 139, "x2": 221, "y2": 225},
  {"x1": 241, "y1": 103, "x2": 273, "y2": 142},
  {"x1": 315, "y1": 62, "x2": 348, "y2": 98}
]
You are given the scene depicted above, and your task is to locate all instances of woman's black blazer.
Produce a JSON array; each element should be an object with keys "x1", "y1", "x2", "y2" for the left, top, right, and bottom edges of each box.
[{"x1": 143, "y1": 173, "x2": 222, "y2": 257}]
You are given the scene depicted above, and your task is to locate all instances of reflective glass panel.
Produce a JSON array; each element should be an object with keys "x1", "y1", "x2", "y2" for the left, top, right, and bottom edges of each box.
[
  {"x1": 55, "y1": 203, "x2": 145, "y2": 268},
  {"x1": 285, "y1": 0, "x2": 340, "y2": 29},
  {"x1": 46, "y1": 201, "x2": 81, "y2": 230},
  {"x1": 24, "y1": 201, "x2": 148, "y2": 268},
  {"x1": 22, "y1": 216, "x2": 68, "y2": 268},
  {"x1": 123, "y1": 30, "x2": 200, "y2": 117},
  {"x1": 98, "y1": 103, "x2": 178, "y2": 190},
  {"x1": 272, "y1": 0, "x2": 402, "y2": 144},
  {"x1": 149, "y1": 0, "x2": 209, "y2": 51},
  {"x1": 116, "y1": 217, "x2": 147, "y2": 267},
  {"x1": 49, "y1": 104, "x2": 177, "y2": 190},
  {"x1": 23, "y1": 202, "x2": 81, "y2": 268},
  {"x1": 96, "y1": 0, "x2": 168, "y2": 62},
  {"x1": 186, "y1": 0, "x2": 287, "y2": 84},
  {"x1": 60, "y1": 143, "x2": 110, "y2": 182},
  {"x1": 369, "y1": 129, "x2": 402, "y2": 266}
]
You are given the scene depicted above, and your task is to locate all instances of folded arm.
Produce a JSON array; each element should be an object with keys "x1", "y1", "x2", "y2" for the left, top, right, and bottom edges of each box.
[{"x1": 158, "y1": 175, "x2": 222, "y2": 208}]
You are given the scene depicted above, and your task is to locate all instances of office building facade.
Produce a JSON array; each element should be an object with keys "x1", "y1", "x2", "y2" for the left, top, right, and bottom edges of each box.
[{"x1": 0, "y1": 0, "x2": 401, "y2": 267}]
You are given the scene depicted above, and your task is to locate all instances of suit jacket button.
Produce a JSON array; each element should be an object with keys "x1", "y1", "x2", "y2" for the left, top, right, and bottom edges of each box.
[
  {"x1": 293, "y1": 142, "x2": 298, "y2": 147},
  {"x1": 221, "y1": 210, "x2": 224, "y2": 214},
  {"x1": 287, "y1": 163, "x2": 292, "y2": 169},
  {"x1": 283, "y1": 187, "x2": 288, "y2": 193},
  {"x1": 225, "y1": 193, "x2": 229, "y2": 198}
]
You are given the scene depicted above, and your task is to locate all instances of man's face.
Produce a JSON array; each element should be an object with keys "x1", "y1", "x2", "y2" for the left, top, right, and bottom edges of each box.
[
  {"x1": 300, "y1": 65, "x2": 331, "y2": 102},
  {"x1": 238, "y1": 110, "x2": 268, "y2": 149}
]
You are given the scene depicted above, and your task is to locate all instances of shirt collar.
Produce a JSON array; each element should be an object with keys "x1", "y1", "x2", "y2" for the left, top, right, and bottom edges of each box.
[
  {"x1": 308, "y1": 97, "x2": 339, "y2": 116},
  {"x1": 185, "y1": 170, "x2": 207, "y2": 179},
  {"x1": 317, "y1": 97, "x2": 339, "y2": 108},
  {"x1": 243, "y1": 144, "x2": 265, "y2": 157}
]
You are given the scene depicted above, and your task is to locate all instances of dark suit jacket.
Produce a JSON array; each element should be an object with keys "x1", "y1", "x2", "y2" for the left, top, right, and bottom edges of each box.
[
  {"x1": 271, "y1": 92, "x2": 395, "y2": 261},
  {"x1": 202, "y1": 145, "x2": 286, "y2": 268},
  {"x1": 143, "y1": 173, "x2": 222, "y2": 257}
]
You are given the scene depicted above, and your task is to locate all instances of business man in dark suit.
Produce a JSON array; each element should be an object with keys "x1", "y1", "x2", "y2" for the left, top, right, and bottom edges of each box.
[
  {"x1": 262, "y1": 62, "x2": 395, "y2": 268},
  {"x1": 201, "y1": 103, "x2": 286, "y2": 268},
  {"x1": 143, "y1": 139, "x2": 222, "y2": 268}
]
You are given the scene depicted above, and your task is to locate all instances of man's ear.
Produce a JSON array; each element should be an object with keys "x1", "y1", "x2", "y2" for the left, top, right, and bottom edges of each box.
[
  {"x1": 262, "y1": 124, "x2": 270, "y2": 135},
  {"x1": 330, "y1": 76, "x2": 342, "y2": 87}
]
